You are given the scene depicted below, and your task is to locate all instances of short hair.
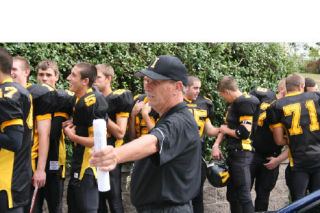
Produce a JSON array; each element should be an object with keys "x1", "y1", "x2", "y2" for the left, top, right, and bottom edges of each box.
[
  {"x1": 305, "y1": 77, "x2": 316, "y2": 92},
  {"x1": 187, "y1": 75, "x2": 200, "y2": 87},
  {"x1": 75, "y1": 62, "x2": 97, "y2": 87},
  {"x1": 95, "y1": 64, "x2": 114, "y2": 78},
  {"x1": 217, "y1": 76, "x2": 239, "y2": 92},
  {"x1": 0, "y1": 48, "x2": 12, "y2": 75},
  {"x1": 37, "y1": 60, "x2": 59, "y2": 75},
  {"x1": 286, "y1": 73, "x2": 305, "y2": 92},
  {"x1": 12, "y1": 56, "x2": 30, "y2": 71}
]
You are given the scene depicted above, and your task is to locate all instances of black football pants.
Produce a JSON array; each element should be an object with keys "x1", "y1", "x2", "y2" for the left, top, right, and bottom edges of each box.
[
  {"x1": 0, "y1": 191, "x2": 24, "y2": 213},
  {"x1": 67, "y1": 174, "x2": 99, "y2": 213},
  {"x1": 136, "y1": 203, "x2": 193, "y2": 213},
  {"x1": 33, "y1": 170, "x2": 64, "y2": 213},
  {"x1": 98, "y1": 164, "x2": 124, "y2": 213},
  {"x1": 226, "y1": 150, "x2": 254, "y2": 213},
  {"x1": 250, "y1": 152, "x2": 279, "y2": 212},
  {"x1": 289, "y1": 168, "x2": 320, "y2": 201}
]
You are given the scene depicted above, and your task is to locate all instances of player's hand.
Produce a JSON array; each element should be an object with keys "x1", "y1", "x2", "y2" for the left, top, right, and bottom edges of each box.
[
  {"x1": 89, "y1": 145, "x2": 119, "y2": 172},
  {"x1": 32, "y1": 169, "x2": 46, "y2": 188},
  {"x1": 264, "y1": 156, "x2": 280, "y2": 170},
  {"x1": 141, "y1": 102, "x2": 151, "y2": 117},
  {"x1": 212, "y1": 145, "x2": 222, "y2": 160},
  {"x1": 219, "y1": 125, "x2": 228, "y2": 134},
  {"x1": 63, "y1": 121, "x2": 76, "y2": 139},
  {"x1": 62, "y1": 119, "x2": 73, "y2": 128},
  {"x1": 131, "y1": 101, "x2": 143, "y2": 117}
]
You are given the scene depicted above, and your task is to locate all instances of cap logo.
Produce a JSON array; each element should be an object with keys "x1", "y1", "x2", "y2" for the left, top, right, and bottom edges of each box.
[{"x1": 150, "y1": 57, "x2": 159, "y2": 69}]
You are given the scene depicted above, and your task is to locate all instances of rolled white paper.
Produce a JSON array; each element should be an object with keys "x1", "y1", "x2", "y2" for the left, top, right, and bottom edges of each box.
[{"x1": 93, "y1": 119, "x2": 110, "y2": 192}]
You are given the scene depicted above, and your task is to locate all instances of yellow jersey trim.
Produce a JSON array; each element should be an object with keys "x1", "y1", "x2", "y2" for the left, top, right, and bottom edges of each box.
[
  {"x1": 1, "y1": 119, "x2": 23, "y2": 132},
  {"x1": 36, "y1": 113, "x2": 52, "y2": 121}
]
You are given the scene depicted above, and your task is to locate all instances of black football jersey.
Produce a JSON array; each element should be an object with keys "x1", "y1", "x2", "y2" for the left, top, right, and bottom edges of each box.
[
  {"x1": 268, "y1": 91, "x2": 320, "y2": 170},
  {"x1": 26, "y1": 83, "x2": 57, "y2": 170},
  {"x1": 250, "y1": 87, "x2": 282, "y2": 156},
  {"x1": 184, "y1": 95, "x2": 214, "y2": 156},
  {"x1": 71, "y1": 87, "x2": 108, "y2": 180},
  {"x1": 105, "y1": 89, "x2": 133, "y2": 147},
  {"x1": 133, "y1": 94, "x2": 159, "y2": 137},
  {"x1": 47, "y1": 89, "x2": 75, "y2": 178},
  {"x1": 0, "y1": 78, "x2": 33, "y2": 208},
  {"x1": 225, "y1": 93, "x2": 260, "y2": 151}
]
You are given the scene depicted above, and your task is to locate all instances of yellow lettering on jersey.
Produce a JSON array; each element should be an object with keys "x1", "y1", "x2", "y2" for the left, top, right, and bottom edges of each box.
[
  {"x1": 4, "y1": 87, "x2": 18, "y2": 99},
  {"x1": 256, "y1": 87, "x2": 268, "y2": 92},
  {"x1": 219, "y1": 171, "x2": 230, "y2": 183},
  {"x1": 260, "y1": 102, "x2": 271, "y2": 110},
  {"x1": 283, "y1": 103, "x2": 303, "y2": 135},
  {"x1": 41, "y1": 83, "x2": 54, "y2": 91},
  {"x1": 305, "y1": 100, "x2": 320, "y2": 131},
  {"x1": 113, "y1": 89, "x2": 126, "y2": 95},
  {"x1": 84, "y1": 94, "x2": 96, "y2": 107},
  {"x1": 192, "y1": 109, "x2": 207, "y2": 137},
  {"x1": 258, "y1": 111, "x2": 267, "y2": 127},
  {"x1": 150, "y1": 57, "x2": 159, "y2": 68}
]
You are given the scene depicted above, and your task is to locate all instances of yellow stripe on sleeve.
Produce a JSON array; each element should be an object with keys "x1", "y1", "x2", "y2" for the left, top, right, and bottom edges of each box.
[
  {"x1": 36, "y1": 113, "x2": 52, "y2": 121},
  {"x1": 1, "y1": 119, "x2": 23, "y2": 132},
  {"x1": 116, "y1": 112, "x2": 129, "y2": 118}
]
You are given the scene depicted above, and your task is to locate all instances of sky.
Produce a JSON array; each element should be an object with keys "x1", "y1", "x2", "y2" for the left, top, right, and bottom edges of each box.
[{"x1": 1, "y1": 0, "x2": 320, "y2": 43}]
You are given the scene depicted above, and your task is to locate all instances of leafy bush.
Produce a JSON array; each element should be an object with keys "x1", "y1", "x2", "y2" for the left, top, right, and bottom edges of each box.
[{"x1": 1, "y1": 42, "x2": 294, "y2": 160}]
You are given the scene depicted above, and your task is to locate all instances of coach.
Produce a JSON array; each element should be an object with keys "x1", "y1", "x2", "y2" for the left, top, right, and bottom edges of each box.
[{"x1": 90, "y1": 55, "x2": 201, "y2": 213}]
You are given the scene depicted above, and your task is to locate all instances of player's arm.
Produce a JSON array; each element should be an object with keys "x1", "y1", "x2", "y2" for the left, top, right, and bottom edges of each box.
[
  {"x1": 141, "y1": 102, "x2": 155, "y2": 131},
  {"x1": 204, "y1": 121, "x2": 220, "y2": 137},
  {"x1": 90, "y1": 134, "x2": 158, "y2": 171},
  {"x1": 272, "y1": 126, "x2": 287, "y2": 146},
  {"x1": 128, "y1": 100, "x2": 143, "y2": 140},
  {"x1": 220, "y1": 121, "x2": 252, "y2": 140},
  {"x1": 62, "y1": 120, "x2": 94, "y2": 147},
  {"x1": 264, "y1": 147, "x2": 288, "y2": 170},
  {"x1": 212, "y1": 132, "x2": 224, "y2": 160},
  {"x1": 0, "y1": 126, "x2": 23, "y2": 152},
  {"x1": 107, "y1": 117, "x2": 128, "y2": 140},
  {"x1": 33, "y1": 118, "x2": 51, "y2": 188}
]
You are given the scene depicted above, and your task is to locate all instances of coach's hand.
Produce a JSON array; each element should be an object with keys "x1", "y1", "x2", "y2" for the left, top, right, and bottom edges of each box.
[
  {"x1": 32, "y1": 169, "x2": 46, "y2": 188},
  {"x1": 90, "y1": 146, "x2": 119, "y2": 172}
]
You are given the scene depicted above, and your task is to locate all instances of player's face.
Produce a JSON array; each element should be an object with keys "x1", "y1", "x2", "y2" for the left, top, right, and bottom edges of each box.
[
  {"x1": 93, "y1": 70, "x2": 108, "y2": 92},
  {"x1": 11, "y1": 60, "x2": 28, "y2": 86},
  {"x1": 185, "y1": 81, "x2": 201, "y2": 101},
  {"x1": 219, "y1": 90, "x2": 232, "y2": 103},
  {"x1": 306, "y1": 85, "x2": 319, "y2": 92},
  {"x1": 67, "y1": 66, "x2": 84, "y2": 94},
  {"x1": 37, "y1": 68, "x2": 58, "y2": 88},
  {"x1": 144, "y1": 77, "x2": 174, "y2": 113}
]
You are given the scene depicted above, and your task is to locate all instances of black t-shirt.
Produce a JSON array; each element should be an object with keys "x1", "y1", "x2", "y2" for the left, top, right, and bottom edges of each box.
[{"x1": 130, "y1": 102, "x2": 201, "y2": 208}]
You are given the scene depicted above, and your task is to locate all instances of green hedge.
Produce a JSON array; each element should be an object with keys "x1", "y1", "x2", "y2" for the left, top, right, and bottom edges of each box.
[{"x1": 1, "y1": 42, "x2": 295, "y2": 160}]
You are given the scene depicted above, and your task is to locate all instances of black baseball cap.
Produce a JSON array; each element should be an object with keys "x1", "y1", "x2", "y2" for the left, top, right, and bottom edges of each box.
[{"x1": 135, "y1": 55, "x2": 188, "y2": 86}]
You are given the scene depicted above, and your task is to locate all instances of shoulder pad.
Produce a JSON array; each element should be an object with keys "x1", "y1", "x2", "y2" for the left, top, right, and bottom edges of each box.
[{"x1": 27, "y1": 83, "x2": 55, "y2": 99}]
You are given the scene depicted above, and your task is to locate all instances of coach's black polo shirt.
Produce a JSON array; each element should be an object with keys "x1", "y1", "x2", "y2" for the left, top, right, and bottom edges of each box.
[{"x1": 130, "y1": 102, "x2": 201, "y2": 208}]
